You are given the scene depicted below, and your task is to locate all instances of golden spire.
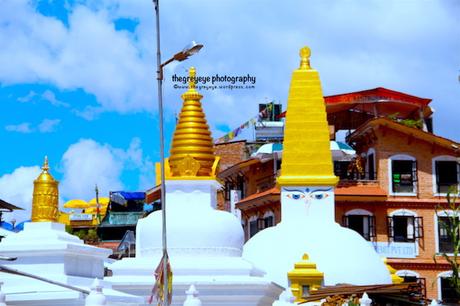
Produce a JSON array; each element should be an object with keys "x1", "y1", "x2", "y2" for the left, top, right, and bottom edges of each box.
[
  {"x1": 31, "y1": 156, "x2": 59, "y2": 222},
  {"x1": 168, "y1": 67, "x2": 219, "y2": 179},
  {"x1": 277, "y1": 46, "x2": 338, "y2": 186}
]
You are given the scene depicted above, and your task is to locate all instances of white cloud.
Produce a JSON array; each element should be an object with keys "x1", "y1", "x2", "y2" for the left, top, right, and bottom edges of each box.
[
  {"x1": 0, "y1": 0, "x2": 459, "y2": 140},
  {"x1": 5, "y1": 122, "x2": 32, "y2": 133},
  {"x1": 42, "y1": 90, "x2": 70, "y2": 107},
  {"x1": 60, "y1": 139, "x2": 124, "y2": 201},
  {"x1": 0, "y1": 166, "x2": 41, "y2": 223},
  {"x1": 0, "y1": 137, "x2": 153, "y2": 222},
  {"x1": 59, "y1": 137, "x2": 152, "y2": 201},
  {"x1": 17, "y1": 91, "x2": 37, "y2": 103},
  {"x1": 17, "y1": 90, "x2": 69, "y2": 107},
  {"x1": 5, "y1": 119, "x2": 61, "y2": 133},
  {"x1": 38, "y1": 119, "x2": 61, "y2": 133},
  {"x1": 0, "y1": 0, "x2": 154, "y2": 114}
]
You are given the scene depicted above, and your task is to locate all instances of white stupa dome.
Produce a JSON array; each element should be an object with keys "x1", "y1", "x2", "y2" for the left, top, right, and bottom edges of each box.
[
  {"x1": 137, "y1": 181, "x2": 244, "y2": 258},
  {"x1": 243, "y1": 220, "x2": 392, "y2": 288}
]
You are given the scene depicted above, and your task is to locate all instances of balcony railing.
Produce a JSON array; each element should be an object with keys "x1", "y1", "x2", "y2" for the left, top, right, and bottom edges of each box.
[{"x1": 334, "y1": 169, "x2": 378, "y2": 183}]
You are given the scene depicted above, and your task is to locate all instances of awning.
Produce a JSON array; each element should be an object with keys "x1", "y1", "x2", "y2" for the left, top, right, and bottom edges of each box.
[
  {"x1": 63, "y1": 199, "x2": 90, "y2": 209},
  {"x1": 250, "y1": 141, "x2": 356, "y2": 161},
  {"x1": 110, "y1": 192, "x2": 145, "y2": 205},
  {"x1": 0, "y1": 199, "x2": 24, "y2": 211}
]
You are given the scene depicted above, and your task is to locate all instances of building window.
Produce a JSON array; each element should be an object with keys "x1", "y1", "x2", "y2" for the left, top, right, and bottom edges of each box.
[
  {"x1": 438, "y1": 216, "x2": 459, "y2": 253},
  {"x1": 249, "y1": 219, "x2": 258, "y2": 238},
  {"x1": 264, "y1": 215, "x2": 274, "y2": 228},
  {"x1": 391, "y1": 158, "x2": 417, "y2": 194},
  {"x1": 236, "y1": 175, "x2": 245, "y2": 199},
  {"x1": 342, "y1": 214, "x2": 376, "y2": 241},
  {"x1": 396, "y1": 270, "x2": 421, "y2": 282},
  {"x1": 334, "y1": 161, "x2": 350, "y2": 179},
  {"x1": 387, "y1": 214, "x2": 423, "y2": 242},
  {"x1": 435, "y1": 160, "x2": 459, "y2": 194},
  {"x1": 367, "y1": 152, "x2": 375, "y2": 180},
  {"x1": 224, "y1": 181, "x2": 232, "y2": 201},
  {"x1": 440, "y1": 276, "x2": 460, "y2": 304}
]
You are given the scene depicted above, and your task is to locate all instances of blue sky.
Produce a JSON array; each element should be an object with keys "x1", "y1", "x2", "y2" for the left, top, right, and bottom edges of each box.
[{"x1": 1, "y1": 0, "x2": 459, "y2": 222}]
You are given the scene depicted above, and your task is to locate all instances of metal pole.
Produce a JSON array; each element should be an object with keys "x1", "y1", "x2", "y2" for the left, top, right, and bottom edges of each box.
[
  {"x1": 153, "y1": 0, "x2": 169, "y2": 305},
  {"x1": 0, "y1": 265, "x2": 90, "y2": 295}
]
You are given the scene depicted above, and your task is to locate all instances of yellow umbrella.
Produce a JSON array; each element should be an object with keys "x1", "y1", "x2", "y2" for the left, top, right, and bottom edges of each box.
[
  {"x1": 63, "y1": 199, "x2": 90, "y2": 209},
  {"x1": 88, "y1": 197, "x2": 110, "y2": 206}
]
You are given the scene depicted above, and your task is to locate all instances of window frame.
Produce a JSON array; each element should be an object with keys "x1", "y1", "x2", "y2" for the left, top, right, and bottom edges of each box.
[
  {"x1": 366, "y1": 148, "x2": 376, "y2": 180},
  {"x1": 248, "y1": 215, "x2": 259, "y2": 238},
  {"x1": 388, "y1": 154, "x2": 418, "y2": 196},
  {"x1": 387, "y1": 209, "x2": 423, "y2": 242},
  {"x1": 435, "y1": 211, "x2": 460, "y2": 255},
  {"x1": 438, "y1": 271, "x2": 460, "y2": 304},
  {"x1": 342, "y1": 209, "x2": 376, "y2": 241},
  {"x1": 432, "y1": 156, "x2": 460, "y2": 196}
]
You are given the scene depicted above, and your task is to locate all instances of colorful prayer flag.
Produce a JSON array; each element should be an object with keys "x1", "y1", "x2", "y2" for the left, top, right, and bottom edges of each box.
[{"x1": 148, "y1": 252, "x2": 173, "y2": 305}]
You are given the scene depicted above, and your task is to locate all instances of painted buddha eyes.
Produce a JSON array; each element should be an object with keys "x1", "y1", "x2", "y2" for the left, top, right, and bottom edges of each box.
[
  {"x1": 311, "y1": 192, "x2": 329, "y2": 200},
  {"x1": 285, "y1": 189, "x2": 330, "y2": 201},
  {"x1": 287, "y1": 193, "x2": 305, "y2": 200}
]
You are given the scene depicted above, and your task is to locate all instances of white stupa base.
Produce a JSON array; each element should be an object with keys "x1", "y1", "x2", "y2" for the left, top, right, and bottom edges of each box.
[
  {"x1": 0, "y1": 222, "x2": 142, "y2": 305},
  {"x1": 108, "y1": 256, "x2": 283, "y2": 306}
]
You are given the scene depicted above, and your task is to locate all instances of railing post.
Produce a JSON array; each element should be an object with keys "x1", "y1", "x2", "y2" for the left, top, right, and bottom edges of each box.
[
  {"x1": 183, "y1": 285, "x2": 202, "y2": 306},
  {"x1": 0, "y1": 282, "x2": 7, "y2": 306},
  {"x1": 85, "y1": 279, "x2": 106, "y2": 306},
  {"x1": 359, "y1": 292, "x2": 372, "y2": 306}
]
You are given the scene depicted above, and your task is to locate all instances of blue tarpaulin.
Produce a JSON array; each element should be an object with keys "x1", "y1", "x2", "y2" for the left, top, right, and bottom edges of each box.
[{"x1": 110, "y1": 191, "x2": 145, "y2": 205}]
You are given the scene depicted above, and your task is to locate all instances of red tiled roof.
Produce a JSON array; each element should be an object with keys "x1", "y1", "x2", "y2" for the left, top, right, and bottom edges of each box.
[
  {"x1": 145, "y1": 184, "x2": 161, "y2": 204},
  {"x1": 335, "y1": 185, "x2": 387, "y2": 197},
  {"x1": 218, "y1": 158, "x2": 261, "y2": 179},
  {"x1": 236, "y1": 187, "x2": 280, "y2": 206},
  {"x1": 348, "y1": 117, "x2": 460, "y2": 150},
  {"x1": 279, "y1": 87, "x2": 432, "y2": 119}
]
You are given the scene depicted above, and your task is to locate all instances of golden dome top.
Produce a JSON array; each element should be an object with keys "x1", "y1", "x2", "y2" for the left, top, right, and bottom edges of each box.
[
  {"x1": 34, "y1": 156, "x2": 57, "y2": 184},
  {"x1": 168, "y1": 67, "x2": 218, "y2": 178},
  {"x1": 31, "y1": 156, "x2": 59, "y2": 222}
]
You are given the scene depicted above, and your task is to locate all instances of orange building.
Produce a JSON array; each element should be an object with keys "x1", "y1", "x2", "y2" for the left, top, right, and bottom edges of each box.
[{"x1": 217, "y1": 88, "x2": 460, "y2": 303}]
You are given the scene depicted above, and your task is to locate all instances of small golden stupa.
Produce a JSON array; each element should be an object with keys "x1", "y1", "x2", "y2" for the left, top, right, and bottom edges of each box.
[
  {"x1": 31, "y1": 156, "x2": 59, "y2": 222},
  {"x1": 167, "y1": 67, "x2": 219, "y2": 179},
  {"x1": 277, "y1": 46, "x2": 338, "y2": 186},
  {"x1": 288, "y1": 253, "x2": 324, "y2": 301}
]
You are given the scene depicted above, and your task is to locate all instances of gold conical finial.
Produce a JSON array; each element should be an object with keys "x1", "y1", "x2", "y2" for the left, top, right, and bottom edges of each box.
[
  {"x1": 278, "y1": 46, "x2": 338, "y2": 186},
  {"x1": 168, "y1": 67, "x2": 219, "y2": 179},
  {"x1": 189, "y1": 67, "x2": 196, "y2": 90},
  {"x1": 31, "y1": 156, "x2": 59, "y2": 222},
  {"x1": 299, "y1": 46, "x2": 311, "y2": 70},
  {"x1": 42, "y1": 156, "x2": 49, "y2": 171}
]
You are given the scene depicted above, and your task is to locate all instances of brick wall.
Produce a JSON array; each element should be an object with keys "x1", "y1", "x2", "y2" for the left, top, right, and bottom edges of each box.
[
  {"x1": 362, "y1": 127, "x2": 456, "y2": 198},
  {"x1": 214, "y1": 140, "x2": 249, "y2": 170}
]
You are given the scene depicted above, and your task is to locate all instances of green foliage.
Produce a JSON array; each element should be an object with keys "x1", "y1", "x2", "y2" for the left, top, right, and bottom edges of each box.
[
  {"x1": 64, "y1": 225, "x2": 73, "y2": 234},
  {"x1": 86, "y1": 229, "x2": 99, "y2": 242},
  {"x1": 435, "y1": 187, "x2": 460, "y2": 298},
  {"x1": 68, "y1": 228, "x2": 99, "y2": 243},
  {"x1": 387, "y1": 112, "x2": 423, "y2": 129}
]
